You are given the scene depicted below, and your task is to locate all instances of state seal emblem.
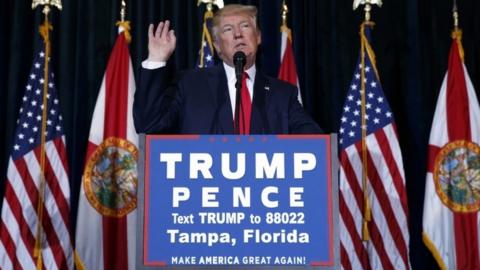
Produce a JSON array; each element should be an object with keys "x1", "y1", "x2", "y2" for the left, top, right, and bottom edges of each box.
[
  {"x1": 433, "y1": 140, "x2": 480, "y2": 212},
  {"x1": 84, "y1": 137, "x2": 138, "y2": 217}
]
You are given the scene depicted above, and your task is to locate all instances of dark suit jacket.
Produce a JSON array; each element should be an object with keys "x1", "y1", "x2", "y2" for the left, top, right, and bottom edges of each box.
[{"x1": 133, "y1": 64, "x2": 321, "y2": 134}]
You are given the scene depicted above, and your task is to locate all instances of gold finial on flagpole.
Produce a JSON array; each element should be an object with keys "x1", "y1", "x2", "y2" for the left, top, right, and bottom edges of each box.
[
  {"x1": 281, "y1": 0, "x2": 288, "y2": 28},
  {"x1": 116, "y1": 0, "x2": 132, "y2": 43},
  {"x1": 32, "y1": 0, "x2": 62, "y2": 14},
  {"x1": 197, "y1": 0, "x2": 224, "y2": 11},
  {"x1": 120, "y1": 0, "x2": 126, "y2": 22},
  {"x1": 353, "y1": 0, "x2": 382, "y2": 22},
  {"x1": 452, "y1": 0, "x2": 459, "y2": 30},
  {"x1": 280, "y1": 0, "x2": 291, "y2": 37},
  {"x1": 451, "y1": 0, "x2": 464, "y2": 61}
]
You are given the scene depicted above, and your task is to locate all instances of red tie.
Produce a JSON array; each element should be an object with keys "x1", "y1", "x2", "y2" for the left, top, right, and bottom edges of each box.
[{"x1": 238, "y1": 72, "x2": 252, "y2": 134}]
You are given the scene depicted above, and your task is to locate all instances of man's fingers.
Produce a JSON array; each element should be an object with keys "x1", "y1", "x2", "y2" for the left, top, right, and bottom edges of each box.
[
  {"x1": 150, "y1": 20, "x2": 174, "y2": 45},
  {"x1": 160, "y1": 20, "x2": 170, "y2": 40},
  {"x1": 148, "y1": 24, "x2": 154, "y2": 40},
  {"x1": 168, "y1": 29, "x2": 176, "y2": 42},
  {"x1": 155, "y1": 21, "x2": 164, "y2": 38}
]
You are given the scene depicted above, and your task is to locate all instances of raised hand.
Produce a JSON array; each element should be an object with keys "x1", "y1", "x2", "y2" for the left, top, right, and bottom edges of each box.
[{"x1": 147, "y1": 20, "x2": 177, "y2": 62}]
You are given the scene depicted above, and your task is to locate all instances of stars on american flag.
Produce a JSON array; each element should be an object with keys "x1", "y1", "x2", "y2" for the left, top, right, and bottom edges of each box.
[
  {"x1": 202, "y1": 42, "x2": 213, "y2": 62},
  {"x1": 196, "y1": 15, "x2": 215, "y2": 69},
  {"x1": 11, "y1": 50, "x2": 64, "y2": 160},
  {"x1": 339, "y1": 55, "x2": 394, "y2": 147},
  {"x1": 201, "y1": 41, "x2": 213, "y2": 65},
  {"x1": 197, "y1": 39, "x2": 214, "y2": 68}
]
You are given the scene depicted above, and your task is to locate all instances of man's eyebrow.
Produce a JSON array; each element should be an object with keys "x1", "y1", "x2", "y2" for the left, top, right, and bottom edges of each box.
[{"x1": 221, "y1": 19, "x2": 251, "y2": 27}]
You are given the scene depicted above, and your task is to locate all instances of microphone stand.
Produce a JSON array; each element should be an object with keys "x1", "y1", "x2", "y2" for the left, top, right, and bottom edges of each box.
[
  {"x1": 233, "y1": 51, "x2": 246, "y2": 134},
  {"x1": 234, "y1": 75, "x2": 242, "y2": 134}
]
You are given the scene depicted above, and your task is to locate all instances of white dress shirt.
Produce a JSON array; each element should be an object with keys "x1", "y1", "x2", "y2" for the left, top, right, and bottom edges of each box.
[{"x1": 223, "y1": 62, "x2": 255, "y2": 118}]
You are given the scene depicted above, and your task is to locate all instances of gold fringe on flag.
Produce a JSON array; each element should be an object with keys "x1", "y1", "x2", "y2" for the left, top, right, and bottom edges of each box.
[
  {"x1": 359, "y1": 21, "x2": 372, "y2": 241},
  {"x1": 353, "y1": 0, "x2": 383, "y2": 241},
  {"x1": 32, "y1": 1, "x2": 62, "y2": 268},
  {"x1": 34, "y1": 10, "x2": 54, "y2": 270},
  {"x1": 198, "y1": 9, "x2": 214, "y2": 67},
  {"x1": 422, "y1": 233, "x2": 448, "y2": 270},
  {"x1": 74, "y1": 251, "x2": 87, "y2": 270},
  {"x1": 451, "y1": 29, "x2": 464, "y2": 61},
  {"x1": 358, "y1": 20, "x2": 382, "y2": 242},
  {"x1": 116, "y1": 21, "x2": 132, "y2": 43}
]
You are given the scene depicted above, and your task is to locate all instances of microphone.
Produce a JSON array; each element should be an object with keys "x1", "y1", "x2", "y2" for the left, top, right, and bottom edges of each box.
[
  {"x1": 233, "y1": 51, "x2": 246, "y2": 82},
  {"x1": 233, "y1": 51, "x2": 246, "y2": 134}
]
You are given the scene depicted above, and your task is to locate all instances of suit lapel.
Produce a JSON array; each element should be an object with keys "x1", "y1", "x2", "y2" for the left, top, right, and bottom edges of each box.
[
  {"x1": 209, "y1": 65, "x2": 234, "y2": 134},
  {"x1": 251, "y1": 73, "x2": 271, "y2": 134}
]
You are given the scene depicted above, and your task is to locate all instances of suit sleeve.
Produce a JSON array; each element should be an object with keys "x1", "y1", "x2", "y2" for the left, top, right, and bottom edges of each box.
[
  {"x1": 133, "y1": 66, "x2": 182, "y2": 133},
  {"x1": 287, "y1": 87, "x2": 323, "y2": 134}
]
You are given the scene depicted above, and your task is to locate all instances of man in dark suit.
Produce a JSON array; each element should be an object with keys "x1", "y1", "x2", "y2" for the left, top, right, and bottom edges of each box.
[{"x1": 133, "y1": 4, "x2": 321, "y2": 134}]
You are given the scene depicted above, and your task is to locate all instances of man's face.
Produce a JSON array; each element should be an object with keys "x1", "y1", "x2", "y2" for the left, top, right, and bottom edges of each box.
[{"x1": 213, "y1": 14, "x2": 261, "y2": 68}]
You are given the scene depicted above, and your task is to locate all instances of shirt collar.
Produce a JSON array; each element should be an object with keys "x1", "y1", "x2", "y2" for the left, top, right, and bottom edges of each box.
[{"x1": 223, "y1": 62, "x2": 256, "y2": 84}]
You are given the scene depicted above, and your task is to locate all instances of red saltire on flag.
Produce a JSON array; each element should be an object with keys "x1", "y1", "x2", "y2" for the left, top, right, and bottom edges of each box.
[
  {"x1": 339, "y1": 23, "x2": 410, "y2": 270},
  {"x1": 0, "y1": 37, "x2": 74, "y2": 269},
  {"x1": 422, "y1": 30, "x2": 480, "y2": 270},
  {"x1": 75, "y1": 23, "x2": 138, "y2": 270},
  {"x1": 278, "y1": 24, "x2": 303, "y2": 105}
]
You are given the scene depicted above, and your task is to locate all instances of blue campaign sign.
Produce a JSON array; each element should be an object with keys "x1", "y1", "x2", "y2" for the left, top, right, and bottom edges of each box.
[{"x1": 143, "y1": 135, "x2": 334, "y2": 267}]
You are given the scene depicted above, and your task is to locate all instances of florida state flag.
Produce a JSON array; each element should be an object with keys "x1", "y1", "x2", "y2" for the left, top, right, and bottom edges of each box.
[
  {"x1": 423, "y1": 30, "x2": 480, "y2": 269},
  {"x1": 75, "y1": 24, "x2": 138, "y2": 270},
  {"x1": 279, "y1": 24, "x2": 302, "y2": 105}
]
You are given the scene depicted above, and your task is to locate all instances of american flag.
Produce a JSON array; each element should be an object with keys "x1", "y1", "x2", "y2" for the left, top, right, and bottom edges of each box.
[
  {"x1": 0, "y1": 44, "x2": 73, "y2": 269},
  {"x1": 339, "y1": 25, "x2": 410, "y2": 270},
  {"x1": 196, "y1": 10, "x2": 215, "y2": 68}
]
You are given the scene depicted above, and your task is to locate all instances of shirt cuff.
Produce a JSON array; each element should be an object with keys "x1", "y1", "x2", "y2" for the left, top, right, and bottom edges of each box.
[{"x1": 142, "y1": 60, "x2": 166, "y2": 69}]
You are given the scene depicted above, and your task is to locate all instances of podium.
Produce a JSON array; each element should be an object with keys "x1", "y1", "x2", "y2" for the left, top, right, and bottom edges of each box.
[{"x1": 136, "y1": 134, "x2": 339, "y2": 269}]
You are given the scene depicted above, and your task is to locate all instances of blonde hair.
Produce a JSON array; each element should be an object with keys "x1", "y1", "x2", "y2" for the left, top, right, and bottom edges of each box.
[{"x1": 211, "y1": 4, "x2": 259, "y2": 40}]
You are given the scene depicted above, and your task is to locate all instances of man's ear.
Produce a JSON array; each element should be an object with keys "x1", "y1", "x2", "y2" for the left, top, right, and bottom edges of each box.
[
  {"x1": 213, "y1": 40, "x2": 222, "y2": 57},
  {"x1": 257, "y1": 30, "x2": 262, "y2": 45}
]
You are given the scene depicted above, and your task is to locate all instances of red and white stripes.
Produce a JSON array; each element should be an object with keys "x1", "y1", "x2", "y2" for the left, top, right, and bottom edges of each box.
[
  {"x1": 340, "y1": 124, "x2": 410, "y2": 270},
  {"x1": 0, "y1": 137, "x2": 73, "y2": 270}
]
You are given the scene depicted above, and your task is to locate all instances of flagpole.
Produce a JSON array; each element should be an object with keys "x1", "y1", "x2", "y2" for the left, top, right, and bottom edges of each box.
[
  {"x1": 196, "y1": 0, "x2": 223, "y2": 67},
  {"x1": 116, "y1": 0, "x2": 132, "y2": 43},
  {"x1": 31, "y1": 0, "x2": 61, "y2": 269},
  {"x1": 280, "y1": 0, "x2": 291, "y2": 38},
  {"x1": 353, "y1": 0, "x2": 382, "y2": 242},
  {"x1": 281, "y1": 0, "x2": 288, "y2": 28},
  {"x1": 198, "y1": 0, "x2": 213, "y2": 68},
  {"x1": 451, "y1": 0, "x2": 464, "y2": 61},
  {"x1": 453, "y1": 0, "x2": 459, "y2": 30}
]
